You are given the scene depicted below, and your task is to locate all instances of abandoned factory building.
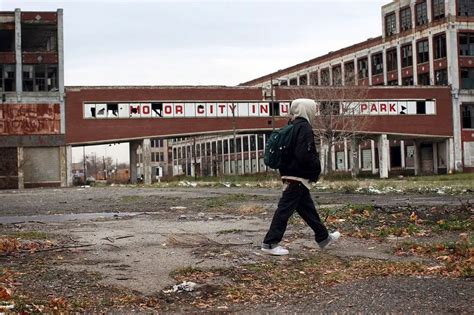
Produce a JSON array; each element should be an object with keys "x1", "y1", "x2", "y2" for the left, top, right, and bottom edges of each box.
[{"x1": 1, "y1": 0, "x2": 473, "y2": 189}]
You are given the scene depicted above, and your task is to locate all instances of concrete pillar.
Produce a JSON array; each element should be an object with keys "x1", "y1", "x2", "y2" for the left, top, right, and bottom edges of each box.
[
  {"x1": 13, "y1": 12, "x2": 24, "y2": 101},
  {"x1": 340, "y1": 61, "x2": 345, "y2": 86},
  {"x1": 412, "y1": 39, "x2": 418, "y2": 85},
  {"x1": 129, "y1": 141, "x2": 140, "y2": 184},
  {"x1": 142, "y1": 139, "x2": 152, "y2": 184},
  {"x1": 401, "y1": 140, "x2": 406, "y2": 169},
  {"x1": 358, "y1": 143, "x2": 362, "y2": 170},
  {"x1": 227, "y1": 138, "x2": 231, "y2": 174},
  {"x1": 428, "y1": 34, "x2": 435, "y2": 85},
  {"x1": 343, "y1": 138, "x2": 349, "y2": 171},
  {"x1": 433, "y1": 142, "x2": 439, "y2": 174},
  {"x1": 17, "y1": 146, "x2": 24, "y2": 189},
  {"x1": 171, "y1": 144, "x2": 175, "y2": 176},
  {"x1": 255, "y1": 134, "x2": 260, "y2": 173},
  {"x1": 382, "y1": 47, "x2": 388, "y2": 85},
  {"x1": 368, "y1": 52, "x2": 373, "y2": 85},
  {"x1": 263, "y1": 134, "x2": 267, "y2": 172},
  {"x1": 60, "y1": 146, "x2": 67, "y2": 187},
  {"x1": 14, "y1": 9, "x2": 22, "y2": 101},
  {"x1": 371, "y1": 140, "x2": 377, "y2": 175},
  {"x1": 240, "y1": 136, "x2": 244, "y2": 175},
  {"x1": 353, "y1": 58, "x2": 358, "y2": 85},
  {"x1": 446, "y1": 27, "x2": 462, "y2": 171},
  {"x1": 397, "y1": 45, "x2": 402, "y2": 85},
  {"x1": 413, "y1": 140, "x2": 421, "y2": 176},
  {"x1": 58, "y1": 9, "x2": 66, "y2": 133},
  {"x1": 248, "y1": 135, "x2": 252, "y2": 174},
  {"x1": 66, "y1": 145, "x2": 73, "y2": 186},
  {"x1": 320, "y1": 141, "x2": 327, "y2": 174},
  {"x1": 447, "y1": 138, "x2": 455, "y2": 174},
  {"x1": 183, "y1": 144, "x2": 187, "y2": 176},
  {"x1": 221, "y1": 139, "x2": 225, "y2": 175},
  {"x1": 426, "y1": 0, "x2": 433, "y2": 22},
  {"x1": 378, "y1": 135, "x2": 389, "y2": 178}
]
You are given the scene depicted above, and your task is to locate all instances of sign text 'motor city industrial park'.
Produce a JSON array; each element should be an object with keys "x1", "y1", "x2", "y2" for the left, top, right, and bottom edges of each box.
[{"x1": 83, "y1": 100, "x2": 436, "y2": 119}]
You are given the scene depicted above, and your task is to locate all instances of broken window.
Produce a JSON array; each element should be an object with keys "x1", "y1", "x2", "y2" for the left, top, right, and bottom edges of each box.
[
  {"x1": 416, "y1": 1, "x2": 428, "y2": 26},
  {"x1": 21, "y1": 24, "x2": 57, "y2": 52},
  {"x1": 385, "y1": 12, "x2": 396, "y2": 36},
  {"x1": 401, "y1": 44, "x2": 413, "y2": 67},
  {"x1": 400, "y1": 7, "x2": 412, "y2": 31},
  {"x1": 344, "y1": 62, "x2": 355, "y2": 85},
  {"x1": 309, "y1": 72, "x2": 318, "y2": 85},
  {"x1": 22, "y1": 64, "x2": 58, "y2": 92},
  {"x1": 433, "y1": 0, "x2": 445, "y2": 20},
  {"x1": 418, "y1": 72, "x2": 430, "y2": 85},
  {"x1": 462, "y1": 104, "x2": 474, "y2": 128},
  {"x1": 299, "y1": 74, "x2": 307, "y2": 85},
  {"x1": 371, "y1": 52, "x2": 383, "y2": 75},
  {"x1": 0, "y1": 64, "x2": 15, "y2": 92},
  {"x1": 435, "y1": 69, "x2": 448, "y2": 85},
  {"x1": 458, "y1": 0, "x2": 474, "y2": 16},
  {"x1": 0, "y1": 29, "x2": 15, "y2": 52},
  {"x1": 332, "y1": 66, "x2": 342, "y2": 85},
  {"x1": 459, "y1": 33, "x2": 474, "y2": 56},
  {"x1": 433, "y1": 33, "x2": 447, "y2": 59},
  {"x1": 357, "y1": 58, "x2": 368, "y2": 79},
  {"x1": 386, "y1": 49, "x2": 398, "y2": 72},
  {"x1": 402, "y1": 76, "x2": 414, "y2": 86},
  {"x1": 417, "y1": 39, "x2": 429, "y2": 64},
  {"x1": 320, "y1": 68, "x2": 330, "y2": 85}
]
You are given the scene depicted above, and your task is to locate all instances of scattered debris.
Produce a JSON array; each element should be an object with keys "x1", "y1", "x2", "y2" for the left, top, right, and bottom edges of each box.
[
  {"x1": 171, "y1": 206, "x2": 187, "y2": 210},
  {"x1": 163, "y1": 281, "x2": 197, "y2": 293}
]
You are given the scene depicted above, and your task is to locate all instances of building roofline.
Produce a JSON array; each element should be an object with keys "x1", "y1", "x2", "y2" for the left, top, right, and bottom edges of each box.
[
  {"x1": 240, "y1": 36, "x2": 383, "y2": 86},
  {"x1": 65, "y1": 85, "x2": 261, "y2": 90}
]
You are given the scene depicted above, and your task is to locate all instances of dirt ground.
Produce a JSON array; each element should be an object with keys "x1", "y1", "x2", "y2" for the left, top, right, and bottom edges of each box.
[{"x1": 0, "y1": 185, "x2": 473, "y2": 313}]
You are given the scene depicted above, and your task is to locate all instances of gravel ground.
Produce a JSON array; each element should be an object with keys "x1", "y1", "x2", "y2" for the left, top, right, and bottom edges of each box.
[
  {"x1": 1, "y1": 186, "x2": 472, "y2": 313},
  {"x1": 252, "y1": 277, "x2": 473, "y2": 314}
]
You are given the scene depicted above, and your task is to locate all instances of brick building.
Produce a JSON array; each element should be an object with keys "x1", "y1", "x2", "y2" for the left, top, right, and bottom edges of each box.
[
  {"x1": 0, "y1": 9, "x2": 66, "y2": 188},
  {"x1": 1, "y1": 0, "x2": 473, "y2": 189},
  {"x1": 241, "y1": 0, "x2": 474, "y2": 173}
]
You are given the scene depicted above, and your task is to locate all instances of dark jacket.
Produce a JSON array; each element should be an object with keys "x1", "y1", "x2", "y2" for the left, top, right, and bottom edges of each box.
[{"x1": 279, "y1": 117, "x2": 321, "y2": 182}]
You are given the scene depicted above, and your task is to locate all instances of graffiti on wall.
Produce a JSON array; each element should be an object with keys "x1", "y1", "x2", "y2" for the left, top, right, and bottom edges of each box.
[{"x1": 0, "y1": 104, "x2": 60, "y2": 135}]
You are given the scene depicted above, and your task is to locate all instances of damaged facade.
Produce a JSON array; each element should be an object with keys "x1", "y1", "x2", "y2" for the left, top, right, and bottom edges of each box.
[
  {"x1": 241, "y1": 0, "x2": 474, "y2": 174},
  {"x1": 1, "y1": 0, "x2": 473, "y2": 189},
  {"x1": 0, "y1": 9, "x2": 67, "y2": 189}
]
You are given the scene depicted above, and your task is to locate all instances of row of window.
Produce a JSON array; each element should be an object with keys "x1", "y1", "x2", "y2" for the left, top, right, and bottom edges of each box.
[
  {"x1": 173, "y1": 135, "x2": 268, "y2": 159},
  {"x1": 0, "y1": 64, "x2": 59, "y2": 92},
  {"x1": 280, "y1": 32, "x2": 473, "y2": 88},
  {"x1": 386, "y1": 0, "x2": 443, "y2": 36},
  {"x1": 385, "y1": 0, "x2": 472, "y2": 37}
]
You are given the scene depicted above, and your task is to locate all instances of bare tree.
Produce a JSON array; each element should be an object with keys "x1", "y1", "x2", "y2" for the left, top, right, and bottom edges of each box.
[{"x1": 290, "y1": 76, "x2": 371, "y2": 177}]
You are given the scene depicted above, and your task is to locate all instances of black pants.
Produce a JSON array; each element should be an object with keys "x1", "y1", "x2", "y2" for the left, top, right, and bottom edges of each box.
[{"x1": 263, "y1": 182, "x2": 328, "y2": 248}]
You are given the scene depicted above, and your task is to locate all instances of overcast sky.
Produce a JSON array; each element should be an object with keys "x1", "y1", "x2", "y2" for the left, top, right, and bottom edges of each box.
[{"x1": 1, "y1": 0, "x2": 388, "y2": 163}]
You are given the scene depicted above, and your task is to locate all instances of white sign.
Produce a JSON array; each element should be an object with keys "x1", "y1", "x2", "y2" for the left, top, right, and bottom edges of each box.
[{"x1": 83, "y1": 100, "x2": 437, "y2": 119}]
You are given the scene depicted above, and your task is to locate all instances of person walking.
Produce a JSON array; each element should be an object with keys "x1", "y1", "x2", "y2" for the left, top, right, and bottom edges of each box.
[{"x1": 261, "y1": 98, "x2": 340, "y2": 256}]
